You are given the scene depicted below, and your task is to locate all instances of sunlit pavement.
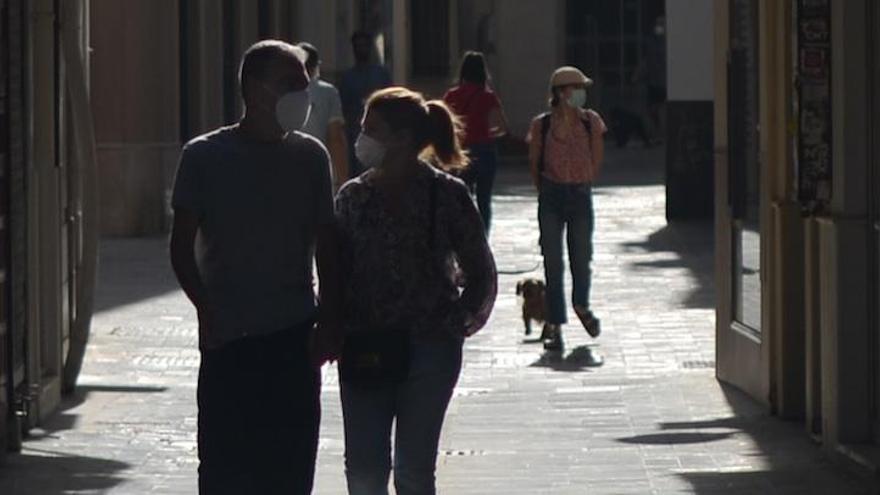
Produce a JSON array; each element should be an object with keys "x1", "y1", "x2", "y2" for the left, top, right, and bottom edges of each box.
[{"x1": 0, "y1": 147, "x2": 873, "y2": 494}]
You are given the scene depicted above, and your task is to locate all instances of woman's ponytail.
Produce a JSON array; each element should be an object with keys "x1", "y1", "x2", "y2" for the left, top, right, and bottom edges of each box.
[
  {"x1": 366, "y1": 86, "x2": 469, "y2": 172},
  {"x1": 424, "y1": 100, "x2": 469, "y2": 172}
]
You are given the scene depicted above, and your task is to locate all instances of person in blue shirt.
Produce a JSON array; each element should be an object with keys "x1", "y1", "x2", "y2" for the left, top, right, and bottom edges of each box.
[{"x1": 339, "y1": 31, "x2": 392, "y2": 177}]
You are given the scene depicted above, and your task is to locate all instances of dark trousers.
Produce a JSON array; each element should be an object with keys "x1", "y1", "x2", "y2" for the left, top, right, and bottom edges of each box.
[
  {"x1": 198, "y1": 322, "x2": 320, "y2": 494},
  {"x1": 462, "y1": 143, "x2": 498, "y2": 232},
  {"x1": 538, "y1": 179, "x2": 596, "y2": 325}
]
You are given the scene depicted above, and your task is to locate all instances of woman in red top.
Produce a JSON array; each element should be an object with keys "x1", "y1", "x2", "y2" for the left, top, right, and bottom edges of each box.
[{"x1": 443, "y1": 51, "x2": 508, "y2": 232}]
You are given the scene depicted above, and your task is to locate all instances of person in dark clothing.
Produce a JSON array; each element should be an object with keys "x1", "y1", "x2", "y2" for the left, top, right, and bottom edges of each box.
[
  {"x1": 170, "y1": 40, "x2": 342, "y2": 494},
  {"x1": 339, "y1": 31, "x2": 393, "y2": 178},
  {"x1": 608, "y1": 106, "x2": 652, "y2": 148},
  {"x1": 633, "y1": 15, "x2": 667, "y2": 141}
]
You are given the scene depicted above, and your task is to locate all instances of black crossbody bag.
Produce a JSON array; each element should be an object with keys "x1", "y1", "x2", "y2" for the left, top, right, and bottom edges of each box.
[{"x1": 339, "y1": 177, "x2": 440, "y2": 386}]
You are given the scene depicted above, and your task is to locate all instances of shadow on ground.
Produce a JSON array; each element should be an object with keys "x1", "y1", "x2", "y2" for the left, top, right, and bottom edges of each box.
[
  {"x1": 616, "y1": 384, "x2": 876, "y2": 494},
  {"x1": 0, "y1": 448, "x2": 131, "y2": 494},
  {"x1": 594, "y1": 145, "x2": 665, "y2": 188},
  {"x1": 24, "y1": 384, "x2": 168, "y2": 441},
  {"x1": 623, "y1": 222, "x2": 715, "y2": 309},
  {"x1": 529, "y1": 345, "x2": 604, "y2": 372},
  {"x1": 0, "y1": 385, "x2": 166, "y2": 493},
  {"x1": 95, "y1": 237, "x2": 180, "y2": 313}
]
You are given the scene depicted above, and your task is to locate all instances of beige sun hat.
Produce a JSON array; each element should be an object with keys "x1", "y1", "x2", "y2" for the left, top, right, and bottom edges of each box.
[{"x1": 549, "y1": 66, "x2": 593, "y2": 88}]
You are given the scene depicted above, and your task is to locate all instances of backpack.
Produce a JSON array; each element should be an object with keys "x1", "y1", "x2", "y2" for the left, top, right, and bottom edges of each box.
[{"x1": 537, "y1": 112, "x2": 592, "y2": 175}]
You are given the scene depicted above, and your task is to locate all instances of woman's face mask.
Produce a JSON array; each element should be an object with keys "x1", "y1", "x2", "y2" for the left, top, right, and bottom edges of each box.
[
  {"x1": 354, "y1": 132, "x2": 387, "y2": 169},
  {"x1": 275, "y1": 90, "x2": 312, "y2": 132},
  {"x1": 566, "y1": 88, "x2": 587, "y2": 109}
]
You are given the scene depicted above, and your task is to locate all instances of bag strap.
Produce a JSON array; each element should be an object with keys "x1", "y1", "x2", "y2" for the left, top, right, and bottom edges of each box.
[
  {"x1": 428, "y1": 174, "x2": 439, "y2": 251},
  {"x1": 581, "y1": 114, "x2": 592, "y2": 136}
]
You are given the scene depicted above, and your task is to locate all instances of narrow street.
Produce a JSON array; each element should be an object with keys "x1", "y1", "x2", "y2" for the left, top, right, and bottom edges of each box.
[{"x1": 0, "y1": 148, "x2": 871, "y2": 494}]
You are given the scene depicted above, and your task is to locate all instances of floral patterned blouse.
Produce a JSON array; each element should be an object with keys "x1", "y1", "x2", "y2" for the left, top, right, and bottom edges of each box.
[
  {"x1": 527, "y1": 108, "x2": 608, "y2": 184},
  {"x1": 335, "y1": 161, "x2": 497, "y2": 339}
]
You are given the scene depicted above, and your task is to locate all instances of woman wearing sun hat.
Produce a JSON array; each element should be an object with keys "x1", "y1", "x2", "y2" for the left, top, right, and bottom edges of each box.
[{"x1": 526, "y1": 66, "x2": 607, "y2": 351}]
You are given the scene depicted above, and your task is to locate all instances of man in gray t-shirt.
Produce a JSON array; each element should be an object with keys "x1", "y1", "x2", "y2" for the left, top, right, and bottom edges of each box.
[
  {"x1": 169, "y1": 40, "x2": 341, "y2": 493},
  {"x1": 299, "y1": 42, "x2": 349, "y2": 191}
]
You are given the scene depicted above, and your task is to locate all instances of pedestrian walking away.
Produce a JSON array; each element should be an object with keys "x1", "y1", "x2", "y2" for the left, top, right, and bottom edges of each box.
[
  {"x1": 335, "y1": 87, "x2": 497, "y2": 495},
  {"x1": 169, "y1": 40, "x2": 343, "y2": 494},
  {"x1": 526, "y1": 66, "x2": 608, "y2": 351},
  {"x1": 443, "y1": 51, "x2": 509, "y2": 233},
  {"x1": 633, "y1": 15, "x2": 667, "y2": 142}
]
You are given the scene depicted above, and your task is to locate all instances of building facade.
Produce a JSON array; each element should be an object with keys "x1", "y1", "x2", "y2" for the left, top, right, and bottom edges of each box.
[
  {"x1": 1, "y1": 0, "x2": 98, "y2": 458},
  {"x1": 714, "y1": 0, "x2": 880, "y2": 463},
  {"x1": 92, "y1": 0, "x2": 683, "y2": 236},
  {"x1": 1, "y1": 0, "x2": 715, "y2": 460}
]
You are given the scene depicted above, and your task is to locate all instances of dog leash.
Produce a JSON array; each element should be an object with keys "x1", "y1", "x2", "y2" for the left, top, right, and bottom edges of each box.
[
  {"x1": 498, "y1": 264, "x2": 542, "y2": 275},
  {"x1": 497, "y1": 260, "x2": 543, "y2": 275},
  {"x1": 493, "y1": 240, "x2": 543, "y2": 275}
]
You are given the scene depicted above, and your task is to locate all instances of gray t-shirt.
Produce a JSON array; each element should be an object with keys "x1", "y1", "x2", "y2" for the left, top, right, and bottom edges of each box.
[
  {"x1": 302, "y1": 79, "x2": 344, "y2": 145},
  {"x1": 172, "y1": 125, "x2": 334, "y2": 345}
]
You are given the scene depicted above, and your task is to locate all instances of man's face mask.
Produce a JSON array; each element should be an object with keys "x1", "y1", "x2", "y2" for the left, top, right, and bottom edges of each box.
[
  {"x1": 275, "y1": 90, "x2": 312, "y2": 132},
  {"x1": 254, "y1": 77, "x2": 311, "y2": 133}
]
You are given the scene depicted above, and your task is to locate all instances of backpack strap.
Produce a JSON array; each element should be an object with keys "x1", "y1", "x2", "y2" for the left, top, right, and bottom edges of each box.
[
  {"x1": 538, "y1": 113, "x2": 552, "y2": 175},
  {"x1": 580, "y1": 114, "x2": 592, "y2": 136}
]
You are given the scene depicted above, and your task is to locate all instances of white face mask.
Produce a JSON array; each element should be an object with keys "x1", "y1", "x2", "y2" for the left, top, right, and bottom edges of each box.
[
  {"x1": 566, "y1": 88, "x2": 587, "y2": 109},
  {"x1": 354, "y1": 133, "x2": 387, "y2": 169},
  {"x1": 275, "y1": 90, "x2": 312, "y2": 132}
]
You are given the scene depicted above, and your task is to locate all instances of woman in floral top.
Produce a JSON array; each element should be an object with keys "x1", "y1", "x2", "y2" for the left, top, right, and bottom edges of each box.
[
  {"x1": 527, "y1": 66, "x2": 607, "y2": 351},
  {"x1": 335, "y1": 86, "x2": 497, "y2": 494}
]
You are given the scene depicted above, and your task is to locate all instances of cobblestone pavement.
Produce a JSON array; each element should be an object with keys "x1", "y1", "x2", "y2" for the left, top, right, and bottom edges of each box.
[{"x1": 1, "y1": 148, "x2": 875, "y2": 494}]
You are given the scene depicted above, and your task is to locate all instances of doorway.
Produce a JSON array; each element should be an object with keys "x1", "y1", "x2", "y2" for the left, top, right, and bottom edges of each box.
[
  {"x1": 565, "y1": 0, "x2": 665, "y2": 114},
  {"x1": 716, "y1": 0, "x2": 769, "y2": 402}
]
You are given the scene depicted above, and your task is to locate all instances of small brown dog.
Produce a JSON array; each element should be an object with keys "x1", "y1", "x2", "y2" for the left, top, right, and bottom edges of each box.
[{"x1": 515, "y1": 278, "x2": 546, "y2": 336}]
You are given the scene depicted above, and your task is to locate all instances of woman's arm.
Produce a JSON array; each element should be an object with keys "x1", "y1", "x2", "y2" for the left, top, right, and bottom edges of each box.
[
  {"x1": 488, "y1": 106, "x2": 509, "y2": 138},
  {"x1": 447, "y1": 183, "x2": 497, "y2": 337},
  {"x1": 526, "y1": 118, "x2": 543, "y2": 191},
  {"x1": 588, "y1": 110, "x2": 607, "y2": 175}
]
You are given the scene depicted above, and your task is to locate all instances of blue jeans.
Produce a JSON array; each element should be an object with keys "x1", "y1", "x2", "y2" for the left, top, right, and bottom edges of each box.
[
  {"x1": 462, "y1": 143, "x2": 497, "y2": 232},
  {"x1": 340, "y1": 333, "x2": 463, "y2": 495},
  {"x1": 538, "y1": 179, "x2": 595, "y2": 325}
]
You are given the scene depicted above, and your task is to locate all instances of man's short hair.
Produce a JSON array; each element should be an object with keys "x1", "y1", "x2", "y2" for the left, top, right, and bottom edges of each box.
[
  {"x1": 297, "y1": 42, "x2": 320, "y2": 72},
  {"x1": 238, "y1": 40, "x2": 306, "y2": 98}
]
